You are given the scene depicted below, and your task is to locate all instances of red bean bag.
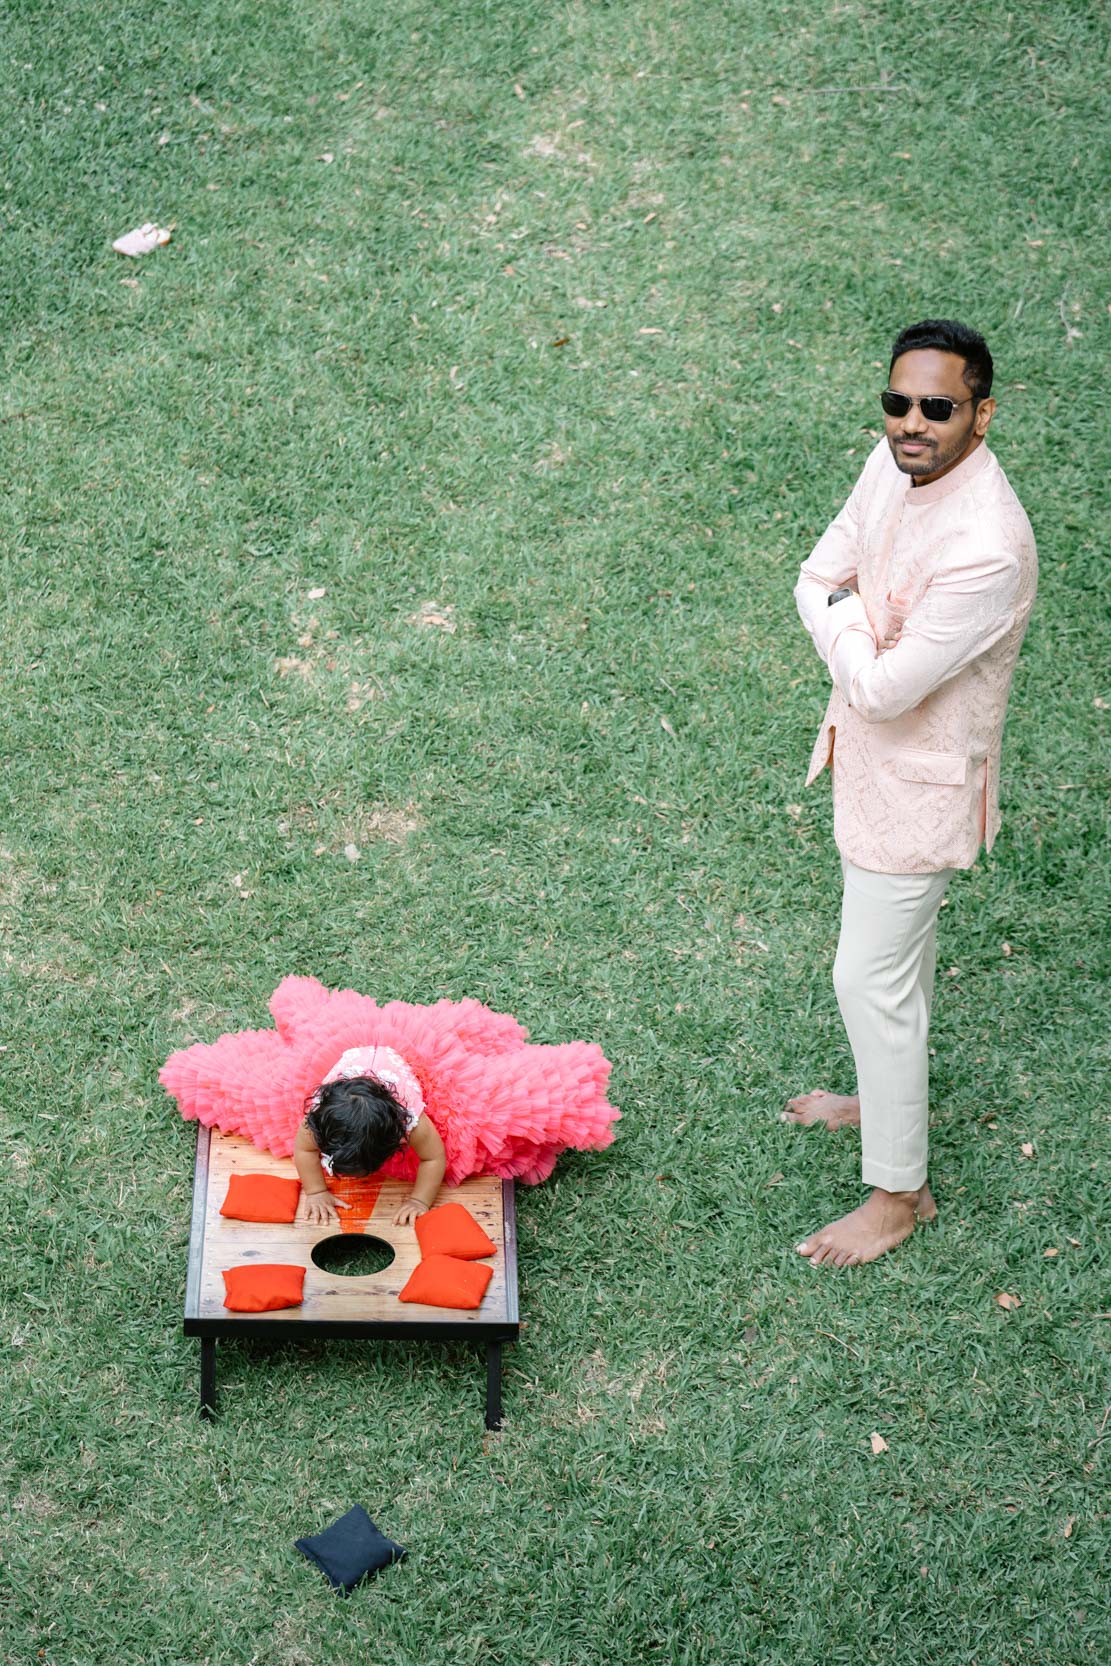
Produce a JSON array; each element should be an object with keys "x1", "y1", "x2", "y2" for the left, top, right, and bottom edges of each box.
[
  {"x1": 220, "y1": 1173, "x2": 301, "y2": 1223},
  {"x1": 415, "y1": 1202, "x2": 496, "y2": 1261},
  {"x1": 222, "y1": 1263, "x2": 306, "y2": 1312},
  {"x1": 398, "y1": 1254, "x2": 492, "y2": 1311}
]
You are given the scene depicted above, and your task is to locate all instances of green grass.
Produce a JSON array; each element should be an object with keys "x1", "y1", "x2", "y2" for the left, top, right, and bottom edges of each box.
[{"x1": 1, "y1": 2, "x2": 1108, "y2": 1662}]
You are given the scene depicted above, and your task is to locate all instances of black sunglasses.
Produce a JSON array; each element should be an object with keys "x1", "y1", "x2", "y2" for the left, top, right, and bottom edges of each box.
[{"x1": 881, "y1": 389, "x2": 975, "y2": 422}]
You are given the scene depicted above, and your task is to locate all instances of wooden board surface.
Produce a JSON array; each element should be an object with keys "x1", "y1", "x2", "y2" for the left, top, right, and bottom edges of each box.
[{"x1": 187, "y1": 1130, "x2": 515, "y2": 1328}]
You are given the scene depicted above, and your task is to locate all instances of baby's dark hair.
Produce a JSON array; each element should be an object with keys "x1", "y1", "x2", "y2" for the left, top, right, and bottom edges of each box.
[{"x1": 304, "y1": 1075, "x2": 410, "y2": 1177}]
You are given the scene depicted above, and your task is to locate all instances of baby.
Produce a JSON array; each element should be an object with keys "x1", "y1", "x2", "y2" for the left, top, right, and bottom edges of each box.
[
  {"x1": 292, "y1": 1044, "x2": 446, "y2": 1228},
  {"x1": 162, "y1": 975, "x2": 620, "y2": 1195}
]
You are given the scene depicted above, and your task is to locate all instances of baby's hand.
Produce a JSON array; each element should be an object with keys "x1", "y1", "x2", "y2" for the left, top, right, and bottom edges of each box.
[
  {"x1": 394, "y1": 1198, "x2": 430, "y2": 1228},
  {"x1": 301, "y1": 1190, "x2": 350, "y2": 1228}
]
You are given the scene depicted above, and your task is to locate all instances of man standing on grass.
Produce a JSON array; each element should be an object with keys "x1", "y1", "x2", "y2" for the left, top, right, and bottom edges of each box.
[{"x1": 786, "y1": 318, "x2": 1037, "y2": 1267}]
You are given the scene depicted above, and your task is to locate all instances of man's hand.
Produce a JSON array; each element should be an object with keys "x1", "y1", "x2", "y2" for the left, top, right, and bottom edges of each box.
[
  {"x1": 300, "y1": 1190, "x2": 351, "y2": 1228},
  {"x1": 881, "y1": 592, "x2": 909, "y2": 649}
]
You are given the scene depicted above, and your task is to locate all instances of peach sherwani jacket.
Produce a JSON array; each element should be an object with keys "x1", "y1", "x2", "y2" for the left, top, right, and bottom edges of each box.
[{"x1": 795, "y1": 440, "x2": 1037, "y2": 874}]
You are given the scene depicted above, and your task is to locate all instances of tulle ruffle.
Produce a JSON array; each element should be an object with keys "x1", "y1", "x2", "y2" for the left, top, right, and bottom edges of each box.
[{"x1": 160, "y1": 975, "x2": 619, "y2": 1185}]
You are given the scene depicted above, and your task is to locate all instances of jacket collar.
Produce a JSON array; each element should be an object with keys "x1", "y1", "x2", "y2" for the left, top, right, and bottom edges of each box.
[{"x1": 903, "y1": 439, "x2": 993, "y2": 506}]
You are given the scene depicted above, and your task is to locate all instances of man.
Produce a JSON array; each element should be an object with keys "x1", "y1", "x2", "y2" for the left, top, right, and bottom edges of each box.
[{"x1": 788, "y1": 318, "x2": 1037, "y2": 1267}]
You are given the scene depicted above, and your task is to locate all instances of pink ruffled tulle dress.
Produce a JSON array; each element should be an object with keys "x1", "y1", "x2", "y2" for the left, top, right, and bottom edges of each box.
[{"x1": 160, "y1": 975, "x2": 619, "y2": 1186}]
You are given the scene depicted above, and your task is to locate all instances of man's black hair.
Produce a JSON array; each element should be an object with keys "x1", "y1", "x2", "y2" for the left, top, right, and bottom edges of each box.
[
  {"x1": 889, "y1": 318, "x2": 993, "y2": 402},
  {"x1": 304, "y1": 1074, "x2": 411, "y2": 1177}
]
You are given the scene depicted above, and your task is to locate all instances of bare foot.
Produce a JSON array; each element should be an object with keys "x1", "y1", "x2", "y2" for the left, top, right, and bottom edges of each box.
[
  {"x1": 782, "y1": 1089, "x2": 861, "y2": 1130},
  {"x1": 796, "y1": 1186, "x2": 932, "y2": 1268},
  {"x1": 915, "y1": 1182, "x2": 937, "y2": 1224}
]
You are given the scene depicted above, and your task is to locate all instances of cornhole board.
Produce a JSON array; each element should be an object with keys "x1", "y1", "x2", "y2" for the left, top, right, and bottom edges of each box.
[{"x1": 184, "y1": 1127, "x2": 519, "y2": 1430}]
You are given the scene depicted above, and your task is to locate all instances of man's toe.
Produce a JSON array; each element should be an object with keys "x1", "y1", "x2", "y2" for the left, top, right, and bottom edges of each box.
[{"x1": 785, "y1": 1092, "x2": 818, "y2": 1114}]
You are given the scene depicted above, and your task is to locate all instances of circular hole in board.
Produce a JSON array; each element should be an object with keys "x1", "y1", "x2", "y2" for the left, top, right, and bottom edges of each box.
[{"x1": 311, "y1": 1234, "x2": 396, "y2": 1277}]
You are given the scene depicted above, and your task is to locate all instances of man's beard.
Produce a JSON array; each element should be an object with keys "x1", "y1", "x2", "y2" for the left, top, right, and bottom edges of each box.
[{"x1": 888, "y1": 428, "x2": 972, "y2": 478}]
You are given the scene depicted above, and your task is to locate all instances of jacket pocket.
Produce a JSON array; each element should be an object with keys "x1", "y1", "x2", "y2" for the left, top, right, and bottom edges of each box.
[{"x1": 891, "y1": 749, "x2": 968, "y2": 787}]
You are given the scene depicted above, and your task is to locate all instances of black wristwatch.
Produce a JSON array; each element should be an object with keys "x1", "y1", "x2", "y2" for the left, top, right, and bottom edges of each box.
[{"x1": 827, "y1": 586, "x2": 854, "y2": 607}]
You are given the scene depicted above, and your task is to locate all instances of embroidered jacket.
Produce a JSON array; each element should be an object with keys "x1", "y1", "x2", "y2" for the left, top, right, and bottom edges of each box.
[{"x1": 795, "y1": 439, "x2": 1037, "y2": 874}]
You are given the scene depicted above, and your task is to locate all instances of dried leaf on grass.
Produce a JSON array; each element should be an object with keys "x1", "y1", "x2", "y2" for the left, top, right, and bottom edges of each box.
[
  {"x1": 995, "y1": 1291, "x2": 1022, "y2": 1310},
  {"x1": 410, "y1": 602, "x2": 456, "y2": 633},
  {"x1": 276, "y1": 656, "x2": 312, "y2": 679},
  {"x1": 112, "y1": 223, "x2": 172, "y2": 257}
]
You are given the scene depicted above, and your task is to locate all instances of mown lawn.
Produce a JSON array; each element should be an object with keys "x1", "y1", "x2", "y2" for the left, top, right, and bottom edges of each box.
[{"x1": 1, "y1": 3, "x2": 1107, "y2": 1663}]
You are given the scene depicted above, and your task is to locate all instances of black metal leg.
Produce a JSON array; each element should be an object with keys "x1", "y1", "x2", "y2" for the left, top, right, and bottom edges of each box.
[
  {"x1": 200, "y1": 1337, "x2": 217, "y2": 1420},
  {"x1": 484, "y1": 1339, "x2": 503, "y2": 1431}
]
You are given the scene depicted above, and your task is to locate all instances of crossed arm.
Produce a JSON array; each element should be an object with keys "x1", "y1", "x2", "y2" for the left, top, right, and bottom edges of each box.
[{"x1": 795, "y1": 493, "x2": 1021, "y2": 723}]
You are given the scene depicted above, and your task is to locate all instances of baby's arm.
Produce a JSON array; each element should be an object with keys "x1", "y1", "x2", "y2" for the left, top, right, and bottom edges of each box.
[
  {"x1": 394, "y1": 1116, "x2": 447, "y2": 1226},
  {"x1": 293, "y1": 1119, "x2": 348, "y2": 1227}
]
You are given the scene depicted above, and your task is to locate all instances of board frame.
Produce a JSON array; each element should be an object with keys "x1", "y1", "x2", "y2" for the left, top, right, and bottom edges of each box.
[{"x1": 184, "y1": 1125, "x2": 519, "y2": 1429}]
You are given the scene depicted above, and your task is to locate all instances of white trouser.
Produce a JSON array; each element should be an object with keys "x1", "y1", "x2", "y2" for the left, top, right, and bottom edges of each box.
[{"x1": 833, "y1": 860, "x2": 953, "y2": 1192}]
